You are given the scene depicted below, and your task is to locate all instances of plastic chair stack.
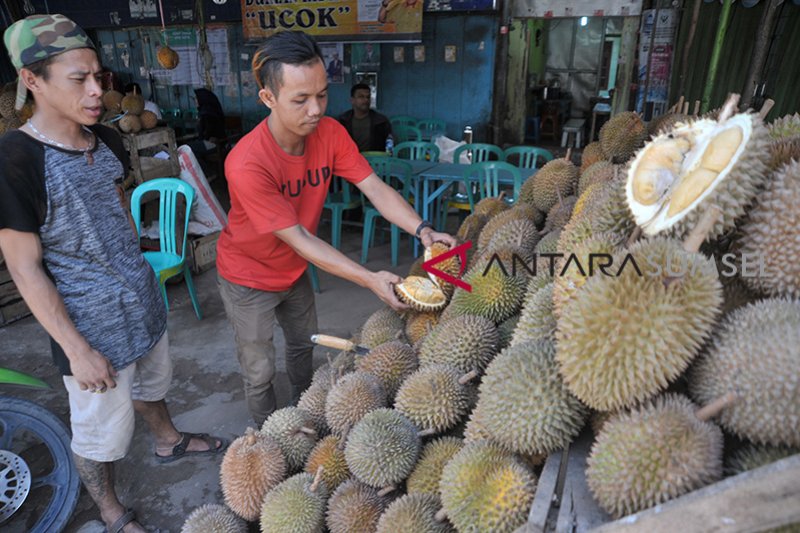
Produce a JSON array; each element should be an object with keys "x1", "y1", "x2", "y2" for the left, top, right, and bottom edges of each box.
[{"x1": 361, "y1": 156, "x2": 413, "y2": 266}]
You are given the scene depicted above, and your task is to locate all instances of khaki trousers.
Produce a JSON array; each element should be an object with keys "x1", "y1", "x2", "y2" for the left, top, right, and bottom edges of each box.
[{"x1": 218, "y1": 273, "x2": 317, "y2": 426}]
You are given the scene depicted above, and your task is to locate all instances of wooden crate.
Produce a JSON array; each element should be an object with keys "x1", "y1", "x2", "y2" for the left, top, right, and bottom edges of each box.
[
  {"x1": 518, "y1": 429, "x2": 800, "y2": 533},
  {"x1": 121, "y1": 127, "x2": 181, "y2": 187},
  {"x1": 188, "y1": 231, "x2": 220, "y2": 274},
  {"x1": 0, "y1": 252, "x2": 31, "y2": 327}
]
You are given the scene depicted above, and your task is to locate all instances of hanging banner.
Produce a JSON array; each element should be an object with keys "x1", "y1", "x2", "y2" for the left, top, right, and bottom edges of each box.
[
  {"x1": 636, "y1": 8, "x2": 677, "y2": 120},
  {"x1": 242, "y1": 0, "x2": 423, "y2": 42}
]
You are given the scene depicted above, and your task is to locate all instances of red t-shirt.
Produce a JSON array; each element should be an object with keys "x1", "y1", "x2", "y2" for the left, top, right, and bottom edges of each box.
[{"x1": 216, "y1": 117, "x2": 373, "y2": 291}]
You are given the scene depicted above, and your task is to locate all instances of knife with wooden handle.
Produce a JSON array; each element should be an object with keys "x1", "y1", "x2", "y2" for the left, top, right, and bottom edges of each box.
[{"x1": 310, "y1": 334, "x2": 370, "y2": 355}]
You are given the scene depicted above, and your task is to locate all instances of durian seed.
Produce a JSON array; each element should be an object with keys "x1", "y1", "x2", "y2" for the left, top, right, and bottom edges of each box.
[{"x1": 701, "y1": 126, "x2": 742, "y2": 172}]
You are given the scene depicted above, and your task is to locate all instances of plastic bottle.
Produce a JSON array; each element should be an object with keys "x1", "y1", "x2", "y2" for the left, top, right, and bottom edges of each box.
[{"x1": 385, "y1": 134, "x2": 394, "y2": 156}]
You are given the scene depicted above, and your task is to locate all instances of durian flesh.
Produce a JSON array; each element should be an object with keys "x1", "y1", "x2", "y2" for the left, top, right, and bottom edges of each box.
[{"x1": 627, "y1": 114, "x2": 768, "y2": 238}]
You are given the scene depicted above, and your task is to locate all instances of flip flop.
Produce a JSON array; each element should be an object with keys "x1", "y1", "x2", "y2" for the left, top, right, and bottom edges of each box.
[
  {"x1": 154, "y1": 431, "x2": 229, "y2": 464},
  {"x1": 103, "y1": 508, "x2": 161, "y2": 533}
]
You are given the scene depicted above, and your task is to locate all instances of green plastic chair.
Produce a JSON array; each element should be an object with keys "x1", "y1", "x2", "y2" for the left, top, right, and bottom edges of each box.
[
  {"x1": 416, "y1": 119, "x2": 447, "y2": 140},
  {"x1": 393, "y1": 124, "x2": 422, "y2": 143},
  {"x1": 462, "y1": 162, "x2": 523, "y2": 212},
  {"x1": 503, "y1": 146, "x2": 554, "y2": 169},
  {"x1": 308, "y1": 263, "x2": 320, "y2": 293},
  {"x1": 322, "y1": 176, "x2": 361, "y2": 250},
  {"x1": 361, "y1": 156, "x2": 413, "y2": 266},
  {"x1": 394, "y1": 141, "x2": 440, "y2": 162},
  {"x1": 131, "y1": 178, "x2": 202, "y2": 320},
  {"x1": 390, "y1": 115, "x2": 418, "y2": 129},
  {"x1": 452, "y1": 143, "x2": 504, "y2": 164},
  {"x1": 439, "y1": 143, "x2": 505, "y2": 227}
]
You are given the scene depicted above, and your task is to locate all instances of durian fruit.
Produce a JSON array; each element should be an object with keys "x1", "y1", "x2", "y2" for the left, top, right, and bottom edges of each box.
[
  {"x1": 580, "y1": 141, "x2": 606, "y2": 172},
  {"x1": 118, "y1": 114, "x2": 142, "y2": 133},
  {"x1": 737, "y1": 160, "x2": 800, "y2": 298},
  {"x1": 325, "y1": 371, "x2": 387, "y2": 436},
  {"x1": 424, "y1": 242, "x2": 462, "y2": 299},
  {"x1": 375, "y1": 493, "x2": 455, "y2": 533},
  {"x1": 476, "y1": 207, "x2": 540, "y2": 251},
  {"x1": 121, "y1": 90, "x2": 145, "y2": 115},
  {"x1": 444, "y1": 248, "x2": 529, "y2": 324},
  {"x1": 626, "y1": 99, "x2": 770, "y2": 240},
  {"x1": 511, "y1": 281, "x2": 556, "y2": 346},
  {"x1": 140, "y1": 109, "x2": 158, "y2": 129},
  {"x1": 298, "y1": 380, "x2": 332, "y2": 436},
  {"x1": 535, "y1": 230, "x2": 561, "y2": 254},
  {"x1": 478, "y1": 340, "x2": 588, "y2": 455},
  {"x1": 219, "y1": 428, "x2": 286, "y2": 521},
  {"x1": 0, "y1": 91, "x2": 16, "y2": 120},
  {"x1": 406, "y1": 436, "x2": 464, "y2": 496},
  {"x1": 689, "y1": 298, "x2": 800, "y2": 446},
  {"x1": 395, "y1": 364, "x2": 477, "y2": 434},
  {"x1": 556, "y1": 234, "x2": 723, "y2": 411},
  {"x1": 726, "y1": 444, "x2": 799, "y2": 475},
  {"x1": 404, "y1": 311, "x2": 439, "y2": 346},
  {"x1": 648, "y1": 112, "x2": 690, "y2": 137},
  {"x1": 578, "y1": 160, "x2": 615, "y2": 195},
  {"x1": 101, "y1": 90, "x2": 124, "y2": 113},
  {"x1": 418, "y1": 314, "x2": 499, "y2": 374},
  {"x1": 181, "y1": 504, "x2": 247, "y2": 533},
  {"x1": 344, "y1": 408, "x2": 422, "y2": 488},
  {"x1": 519, "y1": 151, "x2": 578, "y2": 213},
  {"x1": 408, "y1": 255, "x2": 428, "y2": 278},
  {"x1": 16, "y1": 101, "x2": 33, "y2": 123},
  {"x1": 305, "y1": 435, "x2": 349, "y2": 492},
  {"x1": 496, "y1": 313, "x2": 519, "y2": 350},
  {"x1": 360, "y1": 307, "x2": 405, "y2": 348},
  {"x1": 455, "y1": 212, "x2": 489, "y2": 244},
  {"x1": 157, "y1": 44, "x2": 180, "y2": 69},
  {"x1": 439, "y1": 441, "x2": 537, "y2": 533},
  {"x1": 260, "y1": 407, "x2": 318, "y2": 472},
  {"x1": 479, "y1": 217, "x2": 540, "y2": 258},
  {"x1": 572, "y1": 181, "x2": 605, "y2": 219},
  {"x1": 580, "y1": 174, "x2": 636, "y2": 238},
  {"x1": 326, "y1": 479, "x2": 391, "y2": 533},
  {"x1": 600, "y1": 111, "x2": 647, "y2": 163},
  {"x1": 395, "y1": 276, "x2": 448, "y2": 312},
  {"x1": 543, "y1": 195, "x2": 577, "y2": 232},
  {"x1": 586, "y1": 394, "x2": 723, "y2": 518},
  {"x1": 767, "y1": 134, "x2": 800, "y2": 171},
  {"x1": 473, "y1": 192, "x2": 510, "y2": 218},
  {"x1": 463, "y1": 399, "x2": 494, "y2": 444},
  {"x1": 355, "y1": 340, "x2": 418, "y2": 398},
  {"x1": 768, "y1": 112, "x2": 800, "y2": 139},
  {"x1": 260, "y1": 469, "x2": 329, "y2": 533}
]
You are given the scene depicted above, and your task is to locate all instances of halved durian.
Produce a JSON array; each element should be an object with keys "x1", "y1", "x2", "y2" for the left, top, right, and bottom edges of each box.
[{"x1": 394, "y1": 276, "x2": 448, "y2": 312}]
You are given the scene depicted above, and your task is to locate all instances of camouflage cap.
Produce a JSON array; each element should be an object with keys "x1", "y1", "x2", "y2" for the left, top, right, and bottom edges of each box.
[{"x1": 3, "y1": 14, "x2": 96, "y2": 110}]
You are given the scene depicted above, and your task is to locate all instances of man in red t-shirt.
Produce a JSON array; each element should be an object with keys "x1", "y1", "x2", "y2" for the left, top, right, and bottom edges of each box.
[{"x1": 217, "y1": 31, "x2": 455, "y2": 425}]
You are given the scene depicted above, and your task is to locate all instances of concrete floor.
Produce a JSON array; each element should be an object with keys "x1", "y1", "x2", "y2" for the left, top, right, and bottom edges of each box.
[{"x1": 1, "y1": 223, "x2": 417, "y2": 532}]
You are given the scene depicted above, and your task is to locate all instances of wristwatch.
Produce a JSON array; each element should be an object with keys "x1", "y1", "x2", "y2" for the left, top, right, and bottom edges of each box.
[{"x1": 415, "y1": 220, "x2": 434, "y2": 240}]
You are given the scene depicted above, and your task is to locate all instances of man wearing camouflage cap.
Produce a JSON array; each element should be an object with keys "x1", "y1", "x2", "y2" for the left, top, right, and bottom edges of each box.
[{"x1": 0, "y1": 15, "x2": 226, "y2": 533}]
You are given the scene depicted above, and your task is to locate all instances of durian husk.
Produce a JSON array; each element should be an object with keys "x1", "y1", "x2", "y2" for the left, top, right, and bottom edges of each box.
[
  {"x1": 418, "y1": 314, "x2": 500, "y2": 374},
  {"x1": 120, "y1": 93, "x2": 145, "y2": 115},
  {"x1": 118, "y1": 114, "x2": 142, "y2": 134},
  {"x1": 395, "y1": 364, "x2": 476, "y2": 434},
  {"x1": 511, "y1": 281, "x2": 556, "y2": 346},
  {"x1": 404, "y1": 311, "x2": 440, "y2": 346},
  {"x1": 406, "y1": 436, "x2": 464, "y2": 496},
  {"x1": 305, "y1": 435, "x2": 350, "y2": 492},
  {"x1": 424, "y1": 241, "x2": 462, "y2": 299},
  {"x1": 260, "y1": 407, "x2": 318, "y2": 473},
  {"x1": 600, "y1": 111, "x2": 647, "y2": 163},
  {"x1": 360, "y1": 307, "x2": 405, "y2": 348},
  {"x1": 181, "y1": 503, "x2": 247, "y2": 533},
  {"x1": 259, "y1": 472, "x2": 329, "y2": 533},
  {"x1": 473, "y1": 194, "x2": 510, "y2": 218},
  {"x1": 518, "y1": 156, "x2": 578, "y2": 213},
  {"x1": 578, "y1": 160, "x2": 615, "y2": 195},
  {"x1": 325, "y1": 371, "x2": 387, "y2": 437},
  {"x1": 543, "y1": 195, "x2": 577, "y2": 232},
  {"x1": 327, "y1": 479, "x2": 392, "y2": 533},
  {"x1": 768, "y1": 112, "x2": 800, "y2": 139},
  {"x1": 354, "y1": 339, "x2": 418, "y2": 398},
  {"x1": 158, "y1": 45, "x2": 180, "y2": 69},
  {"x1": 580, "y1": 141, "x2": 606, "y2": 172},
  {"x1": 725, "y1": 443, "x2": 800, "y2": 476},
  {"x1": 140, "y1": 109, "x2": 158, "y2": 129},
  {"x1": 375, "y1": 493, "x2": 455, "y2": 533},
  {"x1": 102, "y1": 90, "x2": 123, "y2": 112}
]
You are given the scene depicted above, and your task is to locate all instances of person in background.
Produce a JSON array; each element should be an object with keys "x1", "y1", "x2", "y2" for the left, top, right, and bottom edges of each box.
[
  {"x1": 0, "y1": 14, "x2": 226, "y2": 533},
  {"x1": 190, "y1": 87, "x2": 225, "y2": 156},
  {"x1": 123, "y1": 82, "x2": 161, "y2": 119},
  {"x1": 217, "y1": 31, "x2": 455, "y2": 425},
  {"x1": 338, "y1": 83, "x2": 392, "y2": 153}
]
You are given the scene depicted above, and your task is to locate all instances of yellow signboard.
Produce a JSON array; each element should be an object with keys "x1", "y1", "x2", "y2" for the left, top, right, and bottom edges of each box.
[{"x1": 242, "y1": 0, "x2": 423, "y2": 42}]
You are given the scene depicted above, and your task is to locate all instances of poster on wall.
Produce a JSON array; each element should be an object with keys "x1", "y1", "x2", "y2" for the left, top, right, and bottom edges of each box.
[
  {"x1": 242, "y1": 0, "x2": 422, "y2": 42},
  {"x1": 129, "y1": 0, "x2": 158, "y2": 20},
  {"x1": 351, "y1": 43, "x2": 381, "y2": 71},
  {"x1": 636, "y1": 8, "x2": 677, "y2": 120},
  {"x1": 424, "y1": 0, "x2": 495, "y2": 12},
  {"x1": 320, "y1": 43, "x2": 345, "y2": 83}
]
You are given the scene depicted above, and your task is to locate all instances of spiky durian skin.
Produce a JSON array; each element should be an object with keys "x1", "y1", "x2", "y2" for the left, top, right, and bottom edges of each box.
[
  {"x1": 556, "y1": 237, "x2": 723, "y2": 411},
  {"x1": 478, "y1": 340, "x2": 587, "y2": 455},
  {"x1": 418, "y1": 314, "x2": 500, "y2": 373},
  {"x1": 535, "y1": 230, "x2": 561, "y2": 254},
  {"x1": 259, "y1": 472, "x2": 329, "y2": 533},
  {"x1": 345, "y1": 408, "x2": 421, "y2": 488},
  {"x1": 647, "y1": 112, "x2": 690, "y2": 137},
  {"x1": 404, "y1": 311, "x2": 440, "y2": 345},
  {"x1": 480, "y1": 217, "x2": 540, "y2": 258},
  {"x1": 355, "y1": 340, "x2": 418, "y2": 398},
  {"x1": 220, "y1": 429, "x2": 286, "y2": 521},
  {"x1": 768, "y1": 112, "x2": 800, "y2": 139},
  {"x1": 590, "y1": 175, "x2": 636, "y2": 238},
  {"x1": 511, "y1": 282, "x2": 556, "y2": 346},
  {"x1": 581, "y1": 141, "x2": 606, "y2": 172},
  {"x1": 726, "y1": 444, "x2": 799, "y2": 476},
  {"x1": 496, "y1": 314, "x2": 520, "y2": 350},
  {"x1": 600, "y1": 111, "x2": 646, "y2": 163},
  {"x1": 395, "y1": 364, "x2": 474, "y2": 434},
  {"x1": 767, "y1": 135, "x2": 800, "y2": 171},
  {"x1": 578, "y1": 161, "x2": 615, "y2": 195},
  {"x1": 456, "y1": 212, "x2": 489, "y2": 244},
  {"x1": 260, "y1": 407, "x2": 318, "y2": 473},
  {"x1": 463, "y1": 400, "x2": 494, "y2": 444},
  {"x1": 360, "y1": 307, "x2": 405, "y2": 348},
  {"x1": 305, "y1": 435, "x2": 350, "y2": 492},
  {"x1": 298, "y1": 380, "x2": 333, "y2": 436},
  {"x1": 738, "y1": 160, "x2": 800, "y2": 298},
  {"x1": 439, "y1": 441, "x2": 537, "y2": 533},
  {"x1": 325, "y1": 371, "x2": 387, "y2": 437},
  {"x1": 376, "y1": 493, "x2": 455, "y2": 533},
  {"x1": 181, "y1": 504, "x2": 247, "y2": 533},
  {"x1": 690, "y1": 299, "x2": 800, "y2": 446},
  {"x1": 586, "y1": 394, "x2": 723, "y2": 519},
  {"x1": 477, "y1": 207, "x2": 540, "y2": 249},
  {"x1": 543, "y1": 195, "x2": 577, "y2": 232},
  {"x1": 407, "y1": 436, "x2": 464, "y2": 496},
  {"x1": 520, "y1": 157, "x2": 578, "y2": 213},
  {"x1": 326, "y1": 479, "x2": 391, "y2": 533},
  {"x1": 474, "y1": 195, "x2": 511, "y2": 218}
]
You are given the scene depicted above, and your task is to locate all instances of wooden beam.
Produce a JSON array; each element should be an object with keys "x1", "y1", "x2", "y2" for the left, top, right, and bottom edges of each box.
[
  {"x1": 740, "y1": 0, "x2": 784, "y2": 111},
  {"x1": 611, "y1": 17, "x2": 639, "y2": 115}
]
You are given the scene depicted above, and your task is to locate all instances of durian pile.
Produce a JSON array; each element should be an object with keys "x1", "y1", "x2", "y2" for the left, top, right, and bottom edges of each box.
[
  {"x1": 181, "y1": 95, "x2": 799, "y2": 532},
  {"x1": 100, "y1": 85, "x2": 159, "y2": 134},
  {"x1": 0, "y1": 81, "x2": 34, "y2": 134}
]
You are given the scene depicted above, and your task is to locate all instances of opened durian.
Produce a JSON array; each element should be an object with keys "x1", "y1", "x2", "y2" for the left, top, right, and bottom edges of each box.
[
  {"x1": 423, "y1": 242, "x2": 462, "y2": 299},
  {"x1": 395, "y1": 276, "x2": 448, "y2": 312}
]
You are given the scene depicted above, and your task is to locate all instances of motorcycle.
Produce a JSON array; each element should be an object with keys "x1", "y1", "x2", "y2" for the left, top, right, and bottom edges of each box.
[{"x1": 0, "y1": 367, "x2": 80, "y2": 532}]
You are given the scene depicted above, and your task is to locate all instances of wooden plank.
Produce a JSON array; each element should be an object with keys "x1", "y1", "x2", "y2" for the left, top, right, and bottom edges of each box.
[
  {"x1": 526, "y1": 448, "x2": 565, "y2": 533},
  {"x1": 589, "y1": 454, "x2": 800, "y2": 533},
  {"x1": 0, "y1": 298, "x2": 30, "y2": 326},
  {"x1": 0, "y1": 281, "x2": 22, "y2": 306},
  {"x1": 555, "y1": 429, "x2": 611, "y2": 533},
  {"x1": 0, "y1": 268, "x2": 11, "y2": 286}
]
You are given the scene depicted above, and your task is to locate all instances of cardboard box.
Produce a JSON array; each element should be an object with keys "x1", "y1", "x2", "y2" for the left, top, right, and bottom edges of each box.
[{"x1": 188, "y1": 231, "x2": 220, "y2": 274}]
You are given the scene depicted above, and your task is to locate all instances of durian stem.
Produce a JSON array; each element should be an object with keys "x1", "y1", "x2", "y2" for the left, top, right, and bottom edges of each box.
[
  {"x1": 435, "y1": 509, "x2": 448, "y2": 522},
  {"x1": 626, "y1": 227, "x2": 643, "y2": 247},
  {"x1": 718, "y1": 93, "x2": 741, "y2": 123},
  {"x1": 310, "y1": 465, "x2": 324, "y2": 493},
  {"x1": 244, "y1": 430, "x2": 257, "y2": 446},
  {"x1": 498, "y1": 191, "x2": 507, "y2": 202},
  {"x1": 696, "y1": 391, "x2": 738, "y2": 422},
  {"x1": 299, "y1": 426, "x2": 317, "y2": 436},
  {"x1": 682, "y1": 101, "x2": 690, "y2": 115},
  {"x1": 565, "y1": 148, "x2": 572, "y2": 162},
  {"x1": 418, "y1": 428, "x2": 437, "y2": 437},
  {"x1": 693, "y1": 100, "x2": 701, "y2": 116},
  {"x1": 338, "y1": 424, "x2": 351, "y2": 451},
  {"x1": 682, "y1": 206, "x2": 721, "y2": 253},
  {"x1": 458, "y1": 370, "x2": 478, "y2": 385},
  {"x1": 377, "y1": 485, "x2": 396, "y2": 497},
  {"x1": 675, "y1": 96, "x2": 685, "y2": 114},
  {"x1": 758, "y1": 98, "x2": 775, "y2": 120}
]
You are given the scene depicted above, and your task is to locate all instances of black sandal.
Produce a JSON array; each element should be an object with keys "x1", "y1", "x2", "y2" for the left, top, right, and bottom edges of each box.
[
  {"x1": 104, "y1": 508, "x2": 161, "y2": 533},
  {"x1": 154, "y1": 432, "x2": 228, "y2": 464}
]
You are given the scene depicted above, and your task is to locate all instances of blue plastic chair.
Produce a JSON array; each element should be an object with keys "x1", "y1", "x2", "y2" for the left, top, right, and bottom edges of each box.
[
  {"x1": 394, "y1": 141, "x2": 440, "y2": 162},
  {"x1": 322, "y1": 176, "x2": 361, "y2": 251},
  {"x1": 131, "y1": 178, "x2": 202, "y2": 320},
  {"x1": 452, "y1": 143, "x2": 504, "y2": 164},
  {"x1": 416, "y1": 119, "x2": 447, "y2": 140},
  {"x1": 503, "y1": 146, "x2": 554, "y2": 169},
  {"x1": 308, "y1": 263, "x2": 320, "y2": 293},
  {"x1": 361, "y1": 156, "x2": 413, "y2": 266},
  {"x1": 390, "y1": 115, "x2": 418, "y2": 129},
  {"x1": 439, "y1": 143, "x2": 505, "y2": 227},
  {"x1": 462, "y1": 161, "x2": 523, "y2": 212},
  {"x1": 393, "y1": 125, "x2": 422, "y2": 144}
]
